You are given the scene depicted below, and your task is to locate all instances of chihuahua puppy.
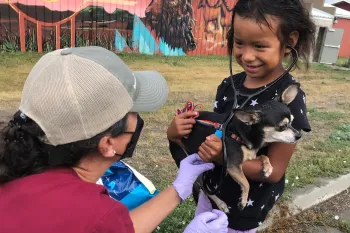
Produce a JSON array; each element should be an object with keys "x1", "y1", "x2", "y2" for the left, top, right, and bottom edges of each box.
[{"x1": 180, "y1": 83, "x2": 302, "y2": 212}]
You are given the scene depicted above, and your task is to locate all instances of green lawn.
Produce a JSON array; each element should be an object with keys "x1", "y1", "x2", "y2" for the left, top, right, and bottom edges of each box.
[{"x1": 337, "y1": 57, "x2": 350, "y2": 68}]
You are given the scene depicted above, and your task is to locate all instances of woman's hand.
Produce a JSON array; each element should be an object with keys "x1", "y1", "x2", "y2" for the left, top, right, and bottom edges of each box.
[
  {"x1": 173, "y1": 153, "x2": 214, "y2": 201},
  {"x1": 130, "y1": 154, "x2": 214, "y2": 233},
  {"x1": 183, "y1": 209, "x2": 228, "y2": 233},
  {"x1": 198, "y1": 134, "x2": 223, "y2": 164}
]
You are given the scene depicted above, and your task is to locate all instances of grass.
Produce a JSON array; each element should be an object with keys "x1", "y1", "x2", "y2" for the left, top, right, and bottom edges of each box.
[
  {"x1": 283, "y1": 123, "x2": 350, "y2": 197},
  {"x1": 337, "y1": 57, "x2": 350, "y2": 68},
  {"x1": 0, "y1": 52, "x2": 350, "y2": 232}
]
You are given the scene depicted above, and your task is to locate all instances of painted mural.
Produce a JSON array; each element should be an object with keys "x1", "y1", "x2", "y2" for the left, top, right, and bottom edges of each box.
[{"x1": 0, "y1": 0, "x2": 235, "y2": 56}]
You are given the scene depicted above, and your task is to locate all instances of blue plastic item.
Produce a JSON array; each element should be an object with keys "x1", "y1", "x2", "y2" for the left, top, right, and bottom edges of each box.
[
  {"x1": 215, "y1": 129, "x2": 223, "y2": 139},
  {"x1": 100, "y1": 161, "x2": 160, "y2": 211}
]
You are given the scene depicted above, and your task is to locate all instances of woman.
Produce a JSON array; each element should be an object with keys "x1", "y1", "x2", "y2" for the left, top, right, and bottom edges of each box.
[{"x1": 0, "y1": 46, "x2": 228, "y2": 233}]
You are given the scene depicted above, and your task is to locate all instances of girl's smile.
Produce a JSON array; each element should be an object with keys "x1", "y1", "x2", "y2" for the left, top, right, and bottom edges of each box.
[
  {"x1": 243, "y1": 64, "x2": 264, "y2": 73},
  {"x1": 233, "y1": 14, "x2": 287, "y2": 88}
]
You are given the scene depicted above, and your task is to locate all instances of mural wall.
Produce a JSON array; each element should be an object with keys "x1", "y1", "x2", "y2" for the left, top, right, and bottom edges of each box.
[{"x1": 0, "y1": 0, "x2": 235, "y2": 56}]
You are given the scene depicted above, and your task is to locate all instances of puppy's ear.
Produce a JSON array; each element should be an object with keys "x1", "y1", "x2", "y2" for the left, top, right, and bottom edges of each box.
[
  {"x1": 233, "y1": 109, "x2": 262, "y2": 125},
  {"x1": 276, "y1": 83, "x2": 300, "y2": 105}
]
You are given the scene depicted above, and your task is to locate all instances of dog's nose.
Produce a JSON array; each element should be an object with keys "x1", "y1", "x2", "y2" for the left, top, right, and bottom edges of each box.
[
  {"x1": 295, "y1": 132, "x2": 302, "y2": 141},
  {"x1": 145, "y1": 11, "x2": 151, "y2": 18}
]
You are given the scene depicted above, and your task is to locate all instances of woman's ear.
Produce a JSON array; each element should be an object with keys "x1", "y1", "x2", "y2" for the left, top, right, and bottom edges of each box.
[
  {"x1": 285, "y1": 31, "x2": 299, "y2": 54},
  {"x1": 97, "y1": 135, "x2": 116, "y2": 158}
]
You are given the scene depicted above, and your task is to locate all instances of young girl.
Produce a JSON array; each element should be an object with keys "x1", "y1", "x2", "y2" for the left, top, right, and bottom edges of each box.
[{"x1": 167, "y1": 0, "x2": 316, "y2": 232}]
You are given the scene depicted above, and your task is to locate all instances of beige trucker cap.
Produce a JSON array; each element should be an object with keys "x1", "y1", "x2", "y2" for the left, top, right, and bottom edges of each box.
[{"x1": 19, "y1": 46, "x2": 168, "y2": 146}]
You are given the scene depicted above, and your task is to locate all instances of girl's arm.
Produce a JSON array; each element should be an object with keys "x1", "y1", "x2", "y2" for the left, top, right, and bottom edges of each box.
[{"x1": 242, "y1": 142, "x2": 296, "y2": 183}]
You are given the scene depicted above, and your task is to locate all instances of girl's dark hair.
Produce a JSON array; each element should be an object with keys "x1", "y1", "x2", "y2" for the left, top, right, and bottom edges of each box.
[
  {"x1": 0, "y1": 111, "x2": 128, "y2": 185},
  {"x1": 227, "y1": 0, "x2": 316, "y2": 68}
]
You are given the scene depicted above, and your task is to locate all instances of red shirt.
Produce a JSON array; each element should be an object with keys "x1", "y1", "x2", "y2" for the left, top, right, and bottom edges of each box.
[{"x1": 0, "y1": 168, "x2": 135, "y2": 233}]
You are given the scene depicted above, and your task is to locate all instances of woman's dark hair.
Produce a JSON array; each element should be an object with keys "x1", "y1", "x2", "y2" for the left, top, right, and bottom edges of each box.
[
  {"x1": 0, "y1": 111, "x2": 128, "y2": 185},
  {"x1": 227, "y1": 0, "x2": 316, "y2": 69}
]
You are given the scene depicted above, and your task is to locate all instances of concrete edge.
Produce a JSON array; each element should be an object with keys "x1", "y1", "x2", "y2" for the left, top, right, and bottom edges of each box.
[{"x1": 257, "y1": 173, "x2": 350, "y2": 231}]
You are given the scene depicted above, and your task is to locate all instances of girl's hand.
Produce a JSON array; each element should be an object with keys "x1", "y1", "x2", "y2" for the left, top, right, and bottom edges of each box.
[
  {"x1": 198, "y1": 134, "x2": 223, "y2": 163},
  {"x1": 167, "y1": 111, "x2": 198, "y2": 143}
]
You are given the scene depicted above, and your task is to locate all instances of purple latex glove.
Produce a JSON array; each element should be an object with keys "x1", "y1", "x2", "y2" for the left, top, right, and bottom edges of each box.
[
  {"x1": 183, "y1": 209, "x2": 228, "y2": 233},
  {"x1": 172, "y1": 153, "x2": 214, "y2": 201}
]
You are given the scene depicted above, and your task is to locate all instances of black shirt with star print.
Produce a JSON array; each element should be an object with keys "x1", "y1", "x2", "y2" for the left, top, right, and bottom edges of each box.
[
  {"x1": 205, "y1": 71, "x2": 311, "y2": 230},
  {"x1": 169, "y1": 71, "x2": 311, "y2": 230}
]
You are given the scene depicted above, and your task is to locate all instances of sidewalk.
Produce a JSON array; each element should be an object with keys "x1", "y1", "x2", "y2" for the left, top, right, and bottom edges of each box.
[
  {"x1": 261, "y1": 187, "x2": 350, "y2": 232},
  {"x1": 259, "y1": 174, "x2": 350, "y2": 232}
]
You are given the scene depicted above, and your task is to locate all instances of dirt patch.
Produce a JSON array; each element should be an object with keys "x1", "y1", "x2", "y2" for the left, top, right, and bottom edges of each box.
[{"x1": 261, "y1": 188, "x2": 350, "y2": 233}]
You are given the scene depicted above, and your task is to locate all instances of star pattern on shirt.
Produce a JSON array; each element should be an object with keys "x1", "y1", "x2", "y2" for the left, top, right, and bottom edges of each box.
[
  {"x1": 250, "y1": 99, "x2": 259, "y2": 106},
  {"x1": 247, "y1": 199, "x2": 254, "y2": 207},
  {"x1": 205, "y1": 74, "x2": 306, "y2": 230},
  {"x1": 275, "y1": 194, "x2": 280, "y2": 201},
  {"x1": 214, "y1": 101, "x2": 218, "y2": 109}
]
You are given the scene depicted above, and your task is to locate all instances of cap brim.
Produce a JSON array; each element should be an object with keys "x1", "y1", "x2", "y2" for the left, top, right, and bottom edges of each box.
[{"x1": 130, "y1": 71, "x2": 168, "y2": 112}]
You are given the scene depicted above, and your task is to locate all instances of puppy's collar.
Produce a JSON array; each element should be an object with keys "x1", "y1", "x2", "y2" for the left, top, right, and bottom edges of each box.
[
  {"x1": 231, "y1": 134, "x2": 246, "y2": 145},
  {"x1": 196, "y1": 119, "x2": 221, "y2": 129}
]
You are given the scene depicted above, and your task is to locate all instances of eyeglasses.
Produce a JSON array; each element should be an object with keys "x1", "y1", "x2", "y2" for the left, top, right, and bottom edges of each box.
[{"x1": 117, "y1": 114, "x2": 144, "y2": 159}]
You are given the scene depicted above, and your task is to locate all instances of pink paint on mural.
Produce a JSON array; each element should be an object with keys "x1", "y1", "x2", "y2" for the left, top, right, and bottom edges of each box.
[
  {"x1": 0, "y1": 0, "x2": 237, "y2": 55},
  {"x1": 1, "y1": 0, "x2": 151, "y2": 17}
]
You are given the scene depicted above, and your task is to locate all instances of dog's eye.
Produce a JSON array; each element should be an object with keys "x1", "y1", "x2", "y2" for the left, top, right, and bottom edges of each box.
[{"x1": 278, "y1": 125, "x2": 287, "y2": 131}]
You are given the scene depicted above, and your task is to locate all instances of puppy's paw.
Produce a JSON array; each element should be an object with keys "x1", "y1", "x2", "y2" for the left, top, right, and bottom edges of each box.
[
  {"x1": 262, "y1": 163, "x2": 273, "y2": 178},
  {"x1": 237, "y1": 198, "x2": 247, "y2": 211},
  {"x1": 217, "y1": 201, "x2": 230, "y2": 214},
  {"x1": 238, "y1": 202, "x2": 246, "y2": 211}
]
